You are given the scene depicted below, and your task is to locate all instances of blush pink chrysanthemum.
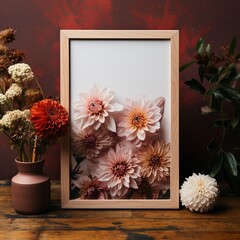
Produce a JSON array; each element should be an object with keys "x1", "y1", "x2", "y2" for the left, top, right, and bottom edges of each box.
[
  {"x1": 98, "y1": 144, "x2": 141, "y2": 197},
  {"x1": 117, "y1": 98, "x2": 163, "y2": 141},
  {"x1": 71, "y1": 126, "x2": 114, "y2": 159},
  {"x1": 73, "y1": 84, "x2": 123, "y2": 132},
  {"x1": 138, "y1": 141, "x2": 171, "y2": 184},
  {"x1": 73, "y1": 176, "x2": 108, "y2": 200}
]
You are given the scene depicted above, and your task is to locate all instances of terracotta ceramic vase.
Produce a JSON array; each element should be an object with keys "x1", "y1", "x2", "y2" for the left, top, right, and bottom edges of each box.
[{"x1": 11, "y1": 159, "x2": 50, "y2": 214}]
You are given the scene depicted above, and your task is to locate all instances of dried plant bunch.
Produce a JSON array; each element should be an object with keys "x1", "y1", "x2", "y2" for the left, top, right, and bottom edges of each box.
[
  {"x1": 0, "y1": 28, "x2": 24, "y2": 75},
  {"x1": 0, "y1": 28, "x2": 69, "y2": 162}
]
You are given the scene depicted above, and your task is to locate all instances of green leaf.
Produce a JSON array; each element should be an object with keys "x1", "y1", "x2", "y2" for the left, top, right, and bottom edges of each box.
[
  {"x1": 229, "y1": 118, "x2": 239, "y2": 130},
  {"x1": 234, "y1": 73, "x2": 240, "y2": 80},
  {"x1": 198, "y1": 42, "x2": 205, "y2": 55},
  {"x1": 218, "y1": 64, "x2": 237, "y2": 84},
  {"x1": 206, "y1": 44, "x2": 211, "y2": 55},
  {"x1": 205, "y1": 87, "x2": 221, "y2": 97},
  {"x1": 229, "y1": 36, "x2": 237, "y2": 55},
  {"x1": 223, "y1": 151, "x2": 238, "y2": 176},
  {"x1": 210, "y1": 92, "x2": 222, "y2": 111},
  {"x1": 185, "y1": 78, "x2": 206, "y2": 94},
  {"x1": 218, "y1": 86, "x2": 240, "y2": 100},
  {"x1": 207, "y1": 138, "x2": 218, "y2": 152},
  {"x1": 223, "y1": 166, "x2": 240, "y2": 195},
  {"x1": 210, "y1": 119, "x2": 230, "y2": 128},
  {"x1": 179, "y1": 61, "x2": 195, "y2": 72},
  {"x1": 209, "y1": 73, "x2": 218, "y2": 83},
  {"x1": 196, "y1": 38, "x2": 203, "y2": 51},
  {"x1": 207, "y1": 66, "x2": 218, "y2": 75},
  {"x1": 209, "y1": 152, "x2": 223, "y2": 177}
]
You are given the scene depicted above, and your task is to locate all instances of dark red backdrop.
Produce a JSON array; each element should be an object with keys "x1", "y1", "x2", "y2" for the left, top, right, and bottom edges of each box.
[{"x1": 0, "y1": 0, "x2": 239, "y2": 180}]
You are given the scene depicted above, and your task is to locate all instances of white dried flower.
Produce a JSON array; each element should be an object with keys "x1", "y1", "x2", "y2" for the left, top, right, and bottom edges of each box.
[
  {"x1": 0, "y1": 120, "x2": 3, "y2": 132},
  {"x1": 1, "y1": 110, "x2": 29, "y2": 128},
  {"x1": 0, "y1": 93, "x2": 6, "y2": 104},
  {"x1": 22, "y1": 109, "x2": 30, "y2": 118},
  {"x1": 8, "y1": 63, "x2": 34, "y2": 83},
  {"x1": 5, "y1": 83, "x2": 22, "y2": 99},
  {"x1": 201, "y1": 105, "x2": 212, "y2": 115},
  {"x1": 180, "y1": 173, "x2": 219, "y2": 212}
]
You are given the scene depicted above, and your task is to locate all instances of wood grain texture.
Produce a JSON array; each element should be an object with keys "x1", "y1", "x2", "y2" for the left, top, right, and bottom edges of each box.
[
  {"x1": 0, "y1": 181, "x2": 240, "y2": 239},
  {"x1": 60, "y1": 30, "x2": 178, "y2": 39}
]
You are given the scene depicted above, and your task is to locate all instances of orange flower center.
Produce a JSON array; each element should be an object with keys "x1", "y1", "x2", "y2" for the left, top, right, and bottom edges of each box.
[
  {"x1": 47, "y1": 108, "x2": 59, "y2": 121},
  {"x1": 89, "y1": 100, "x2": 103, "y2": 114},
  {"x1": 149, "y1": 155, "x2": 161, "y2": 168},
  {"x1": 131, "y1": 112, "x2": 146, "y2": 128},
  {"x1": 84, "y1": 135, "x2": 97, "y2": 148},
  {"x1": 113, "y1": 162, "x2": 127, "y2": 177}
]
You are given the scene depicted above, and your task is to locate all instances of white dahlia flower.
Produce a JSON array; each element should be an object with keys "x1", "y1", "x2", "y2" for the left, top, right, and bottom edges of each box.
[{"x1": 180, "y1": 173, "x2": 219, "y2": 212}]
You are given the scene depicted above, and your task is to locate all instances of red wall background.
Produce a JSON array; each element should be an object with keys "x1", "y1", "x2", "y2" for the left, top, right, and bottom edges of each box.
[{"x1": 0, "y1": 0, "x2": 239, "y2": 181}]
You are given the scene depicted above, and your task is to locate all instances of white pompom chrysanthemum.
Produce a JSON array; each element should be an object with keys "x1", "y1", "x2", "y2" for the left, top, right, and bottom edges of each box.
[{"x1": 180, "y1": 173, "x2": 219, "y2": 212}]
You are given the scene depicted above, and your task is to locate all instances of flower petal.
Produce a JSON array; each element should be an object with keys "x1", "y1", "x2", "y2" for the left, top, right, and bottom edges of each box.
[
  {"x1": 105, "y1": 115, "x2": 116, "y2": 132},
  {"x1": 137, "y1": 129, "x2": 146, "y2": 140}
]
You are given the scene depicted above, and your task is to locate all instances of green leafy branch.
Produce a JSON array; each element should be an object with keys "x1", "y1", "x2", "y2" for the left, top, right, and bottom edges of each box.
[{"x1": 181, "y1": 36, "x2": 240, "y2": 193}]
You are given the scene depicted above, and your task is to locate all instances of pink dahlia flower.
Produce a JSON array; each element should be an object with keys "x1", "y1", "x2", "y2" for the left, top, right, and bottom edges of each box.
[
  {"x1": 72, "y1": 158, "x2": 99, "y2": 179},
  {"x1": 138, "y1": 141, "x2": 171, "y2": 184},
  {"x1": 73, "y1": 176, "x2": 108, "y2": 199},
  {"x1": 71, "y1": 126, "x2": 114, "y2": 159},
  {"x1": 117, "y1": 98, "x2": 162, "y2": 141},
  {"x1": 98, "y1": 144, "x2": 141, "y2": 197},
  {"x1": 73, "y1": 84, "x2": 123, "y2": 132}
]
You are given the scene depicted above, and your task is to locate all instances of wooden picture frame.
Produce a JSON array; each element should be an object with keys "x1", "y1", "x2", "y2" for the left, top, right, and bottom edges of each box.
[{"x1": 60, "y1": 30, "x2": 179, "y2": 209}]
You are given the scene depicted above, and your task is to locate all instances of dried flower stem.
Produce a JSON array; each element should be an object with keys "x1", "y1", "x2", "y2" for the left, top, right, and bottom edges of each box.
[
  {"x1": 19, "y1": 144, "x2": 27, "y2": 162},
  {"x1": 34, "y1": 77, "x2": 45, "y2": 99},
  {"x1": 32, "y1": 135, "x2": 38, "y2": 163}
]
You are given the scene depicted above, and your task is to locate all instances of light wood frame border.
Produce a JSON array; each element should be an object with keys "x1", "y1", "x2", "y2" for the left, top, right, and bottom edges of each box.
[{"x1": 60, "y1": 30, "x2": 179, "y2": 209}]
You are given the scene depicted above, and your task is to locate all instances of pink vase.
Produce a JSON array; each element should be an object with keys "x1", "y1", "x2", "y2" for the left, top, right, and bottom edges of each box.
[{"x1": 11, "y1": 159, "x2": 50, "y2": 214}]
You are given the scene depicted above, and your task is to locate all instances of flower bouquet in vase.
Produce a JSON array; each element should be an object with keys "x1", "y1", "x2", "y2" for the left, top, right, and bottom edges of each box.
[{"x1": 0, "y1": 28, "x2": 69, "y2": 214}]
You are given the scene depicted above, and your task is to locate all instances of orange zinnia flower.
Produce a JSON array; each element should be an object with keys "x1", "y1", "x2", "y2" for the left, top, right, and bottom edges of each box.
[{"x1": 30, "y1": 99, "x2": 69, "y2": 139}]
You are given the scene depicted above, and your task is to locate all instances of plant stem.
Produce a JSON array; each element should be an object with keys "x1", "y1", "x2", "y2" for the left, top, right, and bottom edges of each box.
[
  {"x1": 34, "y1": 77, "x2": 45, "y2": 99},
  {"x1": 32, "y1": 135, "x2": 37, "y2": 163}
]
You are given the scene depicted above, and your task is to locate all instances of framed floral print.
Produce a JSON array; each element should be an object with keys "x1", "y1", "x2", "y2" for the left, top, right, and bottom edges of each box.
[{"x1": 60, "y1": 30, "x2": 179, "y2": 209}]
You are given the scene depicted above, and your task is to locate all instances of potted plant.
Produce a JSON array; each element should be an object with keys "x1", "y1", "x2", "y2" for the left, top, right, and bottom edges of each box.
[{"x1": 180, "y1": 36, "x2": 240, "y2": 195}]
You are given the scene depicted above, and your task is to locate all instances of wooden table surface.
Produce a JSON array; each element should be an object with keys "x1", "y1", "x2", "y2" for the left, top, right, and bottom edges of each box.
[{"x1": 0, "y1": 180, "x2": 239, "y2": 240}]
